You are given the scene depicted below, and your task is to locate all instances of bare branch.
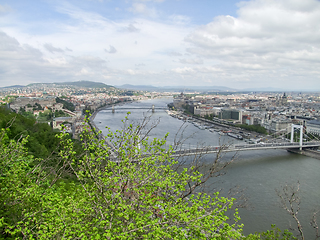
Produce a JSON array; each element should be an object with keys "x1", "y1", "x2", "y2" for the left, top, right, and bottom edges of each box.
[
  {"x1": 276, "y1": 181, "x2": 304, "y2": 240},
  {"x1": 310, "y1": 210, "x2": 320, "y2": 239}
]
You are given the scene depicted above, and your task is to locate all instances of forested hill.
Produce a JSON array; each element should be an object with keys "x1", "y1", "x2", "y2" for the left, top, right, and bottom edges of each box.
[
  {"x1": 22, "y1": 81, "x2": 114, "y2": 89},
  {"x1": 54, "y1": 81, "x2": 113, "y2": 88}
]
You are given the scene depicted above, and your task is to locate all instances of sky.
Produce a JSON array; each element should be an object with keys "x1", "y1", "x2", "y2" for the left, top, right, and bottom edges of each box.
[{"x1": 0, "y1": 0, "x2": 320, "y2": 90}]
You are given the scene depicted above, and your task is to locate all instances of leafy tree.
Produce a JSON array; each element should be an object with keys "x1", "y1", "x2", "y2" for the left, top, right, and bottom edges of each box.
[
  {"x1": 0, "y1": 114, "x2": 243, "y2": 239},
  {"x1": 246, "y1": 225, "x2": 296, "y2": 240},
  {"x1": 33, "y1": 102, "x2": 43, "y2": 110},
  {"x1": 18, "y1": 107, "x2": 35, "y2": 119},
  {"x1": 0, "y1": 113, "x2": 296, "y2": 239},
  {"x1": 56, "y1": 97, "x2": 75, "y2": 112},
  {"x1": 0, "y1": 106, "x2": 73, "y2": 159},
  {"x1": 235, "y1": 124, "x2": 267, "y2": 134},
  {"x1": 54, "y1": 110, "x2": 67, "y2": 117},
  {"x1": 83, "y1": 106, "x2": 93, "y2": 116}
]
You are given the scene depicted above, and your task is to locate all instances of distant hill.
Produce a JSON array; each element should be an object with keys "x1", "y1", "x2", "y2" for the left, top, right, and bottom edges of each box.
[
  {"x1": 178, "y1": 86, "x2": 237, "y2": 92},
  {"x1": 54, "y1": 81, "x2": 113, "y2": 88},
  {"x1": 22, "y1": 81, "x2": 113, "y2": 89},
  {"x1": 241, "y1": 87, "x2": 285, "y2": 92},
  {"x1": 118, "y1": 84, "x2": 159, "y2": 91},
  {"x1": 0, "y1": 85, "x2": 25, "y2": 89},
  {"x1": 117, "y1": 84, "x2": 237, "y2": 92}
]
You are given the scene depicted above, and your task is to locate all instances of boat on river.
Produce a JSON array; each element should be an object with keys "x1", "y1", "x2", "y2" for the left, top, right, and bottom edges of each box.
[{"x1": 227, "y1": 132, "x2": 243, "y2": 140}]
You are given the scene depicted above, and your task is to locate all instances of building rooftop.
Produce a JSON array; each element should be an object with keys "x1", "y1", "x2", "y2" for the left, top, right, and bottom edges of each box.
[{"x1": 307, "y1": 120, "x2": 320, "y2": 125}]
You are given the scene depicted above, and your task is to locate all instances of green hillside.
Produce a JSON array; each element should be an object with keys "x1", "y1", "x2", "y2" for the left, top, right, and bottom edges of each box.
[{"x1": 55, "y1": 81, "x2": 113, "y2": 88}]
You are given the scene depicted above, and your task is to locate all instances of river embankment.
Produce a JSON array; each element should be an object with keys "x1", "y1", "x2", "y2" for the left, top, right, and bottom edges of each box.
[{"x1": 288, "y1": 148, "x2": 320, "y2": 160}]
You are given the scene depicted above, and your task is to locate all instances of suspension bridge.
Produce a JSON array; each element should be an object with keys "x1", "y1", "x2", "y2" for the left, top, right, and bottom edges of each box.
[
  {"x1": 104, "y1": 105, "x2": 167, "y2": 113},
  {"x1": 172, "y1": 124, "x2": 320, "y2": 156},
  {"x1": 171, "y1": 141, "x2": 320, "y2": 157}
]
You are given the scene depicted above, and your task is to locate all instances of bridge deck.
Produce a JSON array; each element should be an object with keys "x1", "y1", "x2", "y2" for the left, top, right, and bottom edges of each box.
[
  {"x1": 171, "y1": 141, "x2": 320, "y2": 156},
  {"x1": 103, "y1": 107, "x2": 167, "y2": 110}
]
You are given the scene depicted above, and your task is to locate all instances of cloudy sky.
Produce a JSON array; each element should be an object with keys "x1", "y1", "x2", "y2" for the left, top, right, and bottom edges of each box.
[{"x1": 1, "y1": 0, "x2": 320, "y2": 90}]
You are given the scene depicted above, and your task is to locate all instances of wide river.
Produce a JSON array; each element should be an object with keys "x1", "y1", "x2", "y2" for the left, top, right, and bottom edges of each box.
[{"x1": 94, "y1": 97, "x2": 320, "y2": 238}]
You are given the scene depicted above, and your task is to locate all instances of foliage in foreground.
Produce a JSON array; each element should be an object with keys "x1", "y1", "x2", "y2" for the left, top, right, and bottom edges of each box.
[
  {"x1": 0, "y1": 115, "x2": 295, "y2": 239},
  {"x1": 0, "y1": 106, "x2": 83, "y2": 161}
]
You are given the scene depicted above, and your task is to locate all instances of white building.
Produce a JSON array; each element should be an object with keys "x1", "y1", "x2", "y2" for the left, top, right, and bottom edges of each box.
[
  {"x1": 270, "y1": 117, "x2": 292, "y2": 133},
  {"x1": 306, "y1": 120, "x2": 320, "y2": 136}
]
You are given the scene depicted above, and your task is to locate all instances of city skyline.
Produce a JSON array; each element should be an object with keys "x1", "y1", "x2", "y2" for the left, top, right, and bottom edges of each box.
[{"x1": 1, "y1": 0, "x2": 320, "y2": 90}]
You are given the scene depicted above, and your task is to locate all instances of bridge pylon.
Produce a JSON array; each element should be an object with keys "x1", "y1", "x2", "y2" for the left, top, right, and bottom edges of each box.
[{"x1": 291, "y1": 124, "x2": 303, "y2": 150}]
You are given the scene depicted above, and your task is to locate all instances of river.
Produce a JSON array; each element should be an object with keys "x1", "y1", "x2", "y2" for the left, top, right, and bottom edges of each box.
[{"x1": 93, "y1": 97, "x2": 320, "y2": 238}]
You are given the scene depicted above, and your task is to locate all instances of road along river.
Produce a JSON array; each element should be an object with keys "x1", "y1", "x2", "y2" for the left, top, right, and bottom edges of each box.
[{"x1": 94, "y1": 97, "x2": 320, "y2": 238}]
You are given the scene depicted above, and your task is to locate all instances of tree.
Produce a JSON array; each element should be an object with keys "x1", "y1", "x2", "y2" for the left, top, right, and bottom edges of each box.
[
  {"x1": 0, "y1": 113, "x2": 295, "y2": 239},
  {"x1": 0, "y1": 114, "x2": 245, "y2": 239},
  {"x1": 276, "y1": 181, "x2": 320, "y2": 240},
  {"x1": 56, "y1": 97, "x2": 75, "y2": 112}
]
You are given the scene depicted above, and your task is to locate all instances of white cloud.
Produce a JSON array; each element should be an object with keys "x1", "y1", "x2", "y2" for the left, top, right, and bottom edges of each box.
[
  {"x1": 167, "y1": 51, "x2": 182, "y2": 56},
  {"x1": 0, "y1": 2, "x2": 191, "y2": 87},
  {"x1": 184, "y1": 0, "x2": 320, "y2": 89},
  {"x1": 135, "y1": 63, "x2": 146, "y2": 67},
  {"x1": 179, "y1": 58, "x2": 203, "y2": 65},
  {"x1": 0, "y1": 31, "x2": 112, "y2": 86},
  {"x1": 128, "y1": 3, "x2": 158, "y2": 18},
  {"x1": 124, "y1": 23, "x2": 140, "y2": 32},
  {"x1": 43, "y1": 43, "x2": 65, "y2": 53},
  {"x1": 1, "y1": 0, "x2": 320, "y2": 90},
  {"x1": 172, "y1": 67, "x2": 195, "y2": 74},
  {"x1": 105, "y1": 45, "x2": 117, "y2": 54},
  {"x1": 168, "y1": 15, "x2": 190, "y2": 25},
  {"x1": 0, "y1": 4, "x2": 11, "y2": 15},
  {"x1": 131, "y1": 0, "x2": 165, "y2": 3}
]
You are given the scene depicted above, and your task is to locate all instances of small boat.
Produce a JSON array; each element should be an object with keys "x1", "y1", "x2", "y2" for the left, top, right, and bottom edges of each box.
[
  {"x1": 198, "y1": 125, "x2": 206, "y2": 130},
  {"x1": 227, "y1": 132, "x2": 243, "y2": 140}
]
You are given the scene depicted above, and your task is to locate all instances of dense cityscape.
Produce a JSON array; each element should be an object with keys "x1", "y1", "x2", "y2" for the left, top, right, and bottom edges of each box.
[
  {"x1": 1, "y1": 82, "x2": 320, "y2": 141},
  {"x1": 2, "y1": 0, "x2": 320, "y2": 238}
]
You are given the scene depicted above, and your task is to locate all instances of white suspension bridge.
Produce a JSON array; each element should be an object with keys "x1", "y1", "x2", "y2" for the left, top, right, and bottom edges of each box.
[
  {"x1": 104, "y1": 105, "x2": 166, "y2": 113},
  {"x1": 97, "y1": 123, "x2": 320, "y2": 159},
  {"x1": 173, "y1": 124, "x2": 320, "y2": 156}
]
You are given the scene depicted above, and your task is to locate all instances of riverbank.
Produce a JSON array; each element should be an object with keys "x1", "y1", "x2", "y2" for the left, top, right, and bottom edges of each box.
[
  {"x1": 89, "y1": 101, "x2": 134, "y2": 151},
  {"x1": 287, "y1": 148, "x2": 320, "y2": 160},
  {"x1": 90, "y1": 100, "x2": 134, "y2": 121},
  {"x1": 166, "y1": 109, "x2": 264, "y2": 143}
]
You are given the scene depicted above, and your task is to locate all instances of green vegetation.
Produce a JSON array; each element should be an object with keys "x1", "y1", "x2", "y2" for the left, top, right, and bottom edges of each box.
[
  {"x1": 55, "y1": 80, "x2": 113, "y2": 88},
  {"x1": 4, "y1": 95, "x2": 18, "y2": 103},
  {"x1": 0, "y1": 111, "x2": 299, "y2": 239},
  {"x1": 33, "y1": 102, "x2": 43, "y2": 110},
  {"x1": 0, "y1": 106, "x2": 76, "y2": 159},
  {"x1": 36, "y1": 110, "x2": 70, "y2": 121},
  {"x1": 83, "y1": 105, "x2": 94, "y2": 116},
  {"x1": 182, "y1": 104, "x2": 193, "y2": 115},
  {"x1": 18, "y1": 107, "x2": 36, "y2": 119},
  {"x1": 236, "y1": 124, "x2": 267, "y2": 134},
  {"x1": 204, "y1": 114, "x2": 217, "y2": 121},
  {"x1": 56, "y1": 97, "x2": 75, "y2": 112}
]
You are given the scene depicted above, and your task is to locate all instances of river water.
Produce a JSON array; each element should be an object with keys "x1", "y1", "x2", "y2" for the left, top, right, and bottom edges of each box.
[{"x1": 94, "y1": 97, "x2": 320, "y2": 238}]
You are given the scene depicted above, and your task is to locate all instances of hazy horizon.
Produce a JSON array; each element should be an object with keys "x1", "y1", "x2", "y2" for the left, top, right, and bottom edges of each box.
[{"x1": 1, "y1": 0, "x2": 320, "y2": 90}]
